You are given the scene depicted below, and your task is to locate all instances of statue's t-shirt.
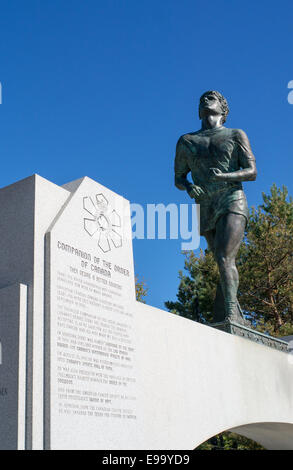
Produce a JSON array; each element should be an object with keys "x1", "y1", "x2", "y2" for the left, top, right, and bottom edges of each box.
[{"x1": 174, "y1": 126, "x2": 255, "y2": 234}]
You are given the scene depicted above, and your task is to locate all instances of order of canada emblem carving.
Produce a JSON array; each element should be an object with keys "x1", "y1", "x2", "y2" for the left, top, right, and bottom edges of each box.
[{"x1": 83, "y1": 193, "x2": 122, "y2": 253}]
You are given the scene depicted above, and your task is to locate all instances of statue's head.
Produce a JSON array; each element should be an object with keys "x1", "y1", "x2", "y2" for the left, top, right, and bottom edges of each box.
[{"x1": 198, "y1": 90, "x2": 229, "y2": 124}]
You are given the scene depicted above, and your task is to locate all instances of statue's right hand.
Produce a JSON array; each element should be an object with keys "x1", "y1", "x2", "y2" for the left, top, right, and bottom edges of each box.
[{"x1": 187, "y1": 185, "x2": 206, "y2": 200}]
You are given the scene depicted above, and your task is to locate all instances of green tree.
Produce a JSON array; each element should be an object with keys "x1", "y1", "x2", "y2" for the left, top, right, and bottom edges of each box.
[
  {"x1": 135, "y1": 275, "x2": 148, "y2": 303},
  {"x1": 166, "y1": 184, "x2": 293, "y2": 337},
  {"x1": 238, "y1": 184, "x2": 293, "y2": 335},
  {"x1": 165, "y1": 249, "x2": 217, "y2": 324}
]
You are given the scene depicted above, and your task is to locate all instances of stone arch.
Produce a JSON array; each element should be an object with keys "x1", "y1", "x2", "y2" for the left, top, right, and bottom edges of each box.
[
  {"x1": 196, "y1": 422, "x2": 293, "y2": 450},
  {"x1": 229, "y1": 422, "x2": 293, "y2": 450},
  {"x1": 134, "y1": 301, "x2": 293, "y2": 450}
]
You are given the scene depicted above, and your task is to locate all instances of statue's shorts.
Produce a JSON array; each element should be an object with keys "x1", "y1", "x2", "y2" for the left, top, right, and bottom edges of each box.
[{"x1": 197, "y1": 188, "x2": 249, "y2": 235}]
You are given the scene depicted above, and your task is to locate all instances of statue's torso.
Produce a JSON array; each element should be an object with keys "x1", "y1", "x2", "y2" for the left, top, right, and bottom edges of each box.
[
  {"x1": 181, "y1": 127, "x2": 242, "y2": 194},
  {"x1": 177, "y1": 126, "x2": 251, "y2": 234}
]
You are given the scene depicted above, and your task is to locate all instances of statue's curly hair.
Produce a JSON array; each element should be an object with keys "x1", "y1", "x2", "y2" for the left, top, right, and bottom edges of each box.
[{"x1": 199, "y1": 90, "x2": 229, "y2": 124}]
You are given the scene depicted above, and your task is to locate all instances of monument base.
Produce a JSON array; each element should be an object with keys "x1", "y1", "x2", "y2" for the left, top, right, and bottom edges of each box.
[{"x1": 210, "y1": 320, "x2": 289, "y2": 353}]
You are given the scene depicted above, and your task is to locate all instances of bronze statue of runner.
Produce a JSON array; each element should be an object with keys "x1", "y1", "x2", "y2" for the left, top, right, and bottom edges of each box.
[{"x1": 175, "y1": 91, "x2": 257, "y2": 324}]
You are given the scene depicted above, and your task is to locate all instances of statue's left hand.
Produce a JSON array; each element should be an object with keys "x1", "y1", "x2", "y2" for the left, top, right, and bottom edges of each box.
[{"x1": 209, "y1": 168, "x2": 225, "y2": 181}]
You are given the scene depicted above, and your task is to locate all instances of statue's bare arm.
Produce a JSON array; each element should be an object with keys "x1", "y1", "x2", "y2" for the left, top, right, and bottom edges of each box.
[
  {"x1": 210, "y1": 158, "x2": 257, "y2": 182},
  {"x1": 174, "y1": 137, "x2": 206, "y2": 199}
]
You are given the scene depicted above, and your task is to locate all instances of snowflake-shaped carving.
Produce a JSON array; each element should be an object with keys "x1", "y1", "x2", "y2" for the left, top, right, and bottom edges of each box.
[{"x1": 83, "y1": 194, "x2": 122, "y2": 253}]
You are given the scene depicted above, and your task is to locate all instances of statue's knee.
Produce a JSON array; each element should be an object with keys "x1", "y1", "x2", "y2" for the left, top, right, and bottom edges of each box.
[{"x1": 215, "y1": 253, "x2": 232, "y2": 268}]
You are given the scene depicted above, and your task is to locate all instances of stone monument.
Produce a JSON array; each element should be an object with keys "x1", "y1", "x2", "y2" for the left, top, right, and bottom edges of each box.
[
  {"x1": 0, "y1": 175, "x2": 138, "y2": 449},
  {"x1": 0, "y1": 174, "x2": 291, "y2": 450}
]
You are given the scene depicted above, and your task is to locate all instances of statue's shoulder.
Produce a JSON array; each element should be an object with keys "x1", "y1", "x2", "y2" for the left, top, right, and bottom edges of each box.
[
  {"x1": 178, "y1": 131, "x2": 200, "y2": 145},
  {"x1": 229, "y1": 128, "x2": 249, "y2": 141}
]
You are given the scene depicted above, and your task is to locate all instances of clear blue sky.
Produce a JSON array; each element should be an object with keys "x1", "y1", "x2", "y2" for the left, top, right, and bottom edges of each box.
[{"x1": 0, "y1": 0, "x2": 292, "y2": 309}]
